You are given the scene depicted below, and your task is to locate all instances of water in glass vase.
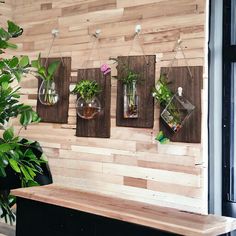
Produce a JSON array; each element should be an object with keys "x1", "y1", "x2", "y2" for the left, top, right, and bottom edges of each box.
[
  {"x1": 123, "y1": 81, "x2": 138, "y2": 119},
  {"x1": 38, "y1": 80, "x2": 59, "y2": 106},
  {"x1": 77, "y1": 96, "x2": 101, "y2": 120}
]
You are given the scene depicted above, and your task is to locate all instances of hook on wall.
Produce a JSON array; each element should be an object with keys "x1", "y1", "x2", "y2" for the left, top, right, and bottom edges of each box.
[
  {"x1": 51, "y1": 28, "x2": 59, "y2": 38},
  {"x1": 135, "y1": 24, "x2": 141, "y2": 35},
  {"x1": 93, "y1": 29, "x2": 101, "y2": 38}
]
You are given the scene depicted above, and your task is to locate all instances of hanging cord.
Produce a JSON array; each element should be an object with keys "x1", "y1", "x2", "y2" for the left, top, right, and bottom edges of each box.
[
  {"x1": 167, "y1": 38, "x2": 193, "y2": 79},
  {"x1": 128, "y1": 25, "x2": 149, "y2": 65},
  {"x1": 80, "y1": 32, "x2": 99, "y2": 80},
  {"x1": 44, "y1": 29, "x2": 65, "y2": 67}
]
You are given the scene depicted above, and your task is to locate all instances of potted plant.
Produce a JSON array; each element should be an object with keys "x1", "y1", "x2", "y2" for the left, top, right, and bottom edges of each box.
[
  {"x1": 71, "y1": 80, "x2": 102, "y2": 120},
  {"x1": 111, "y1": 58, "x2": 140, "y2": 119},
  {"x1": 31, "y1": 54, "x2": 60, "y2": 106},
  {"x1": 152, "y1": 74, "x2": 195, "y2": 133},
  {"x1": 0, "y1": 21, "x2": 53, "y2": 224}
]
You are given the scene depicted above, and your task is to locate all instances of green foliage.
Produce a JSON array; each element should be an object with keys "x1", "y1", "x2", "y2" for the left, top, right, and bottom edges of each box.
[
  {"x1": 152, "y1": 74, "x2": 173, "y2": 107},
  {"x1": 72, "y1": 80, "x2": 102, "y2": 102},
  {"x1": 110, "y1": 57, "x2": 140, "y2": 85},
  {"x1": 0, "y1": 192, "x2": 16, "y2": 225},
  {"x1": 31, "y1": 53, "x2": 60, "y2": 81},
  {"x1": 155, "y1": 131, "x2": 169, "y2": 144},
  {"x1": 0, "y1": 21, "x2": 48, "y2": 224}
]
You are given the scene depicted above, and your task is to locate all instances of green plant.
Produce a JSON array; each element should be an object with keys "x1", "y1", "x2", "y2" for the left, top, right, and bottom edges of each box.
[
  {"x1": 152, "y1": 74, "x2": 173, "y2": 107},
  {"x1": 31, "y1": 53, "x2": 60, "y2": 82},
  {"x1": 72, "y1": 80, "x2": 101, "y2": 102},
  {"x1": 0, "y1": 21, "x2": 50, "y2": 224},
  {"x1": 153, "y1": 74, "x2": 182, "y2": 131},
  {"x1": 110, "y1": 57, "x2": 139, "y2": 85},
  {"x1": 31, "y1": 54, "x2": 60, "y2": 105}
]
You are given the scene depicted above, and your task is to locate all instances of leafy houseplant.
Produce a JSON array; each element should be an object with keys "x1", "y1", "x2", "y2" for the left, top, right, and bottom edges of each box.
[
  {"x1": 31, "y1": 54, "x2": 60, "y2": 106},
  {"x1": 72, "y1": 80, "x2": 102, "y2": 120},
  {"x1": 152, "y1": 74, "x2": 182, "y2": 132},
  {"x1": 0, "y1": 21, "x2": 52, "y2": 224}
]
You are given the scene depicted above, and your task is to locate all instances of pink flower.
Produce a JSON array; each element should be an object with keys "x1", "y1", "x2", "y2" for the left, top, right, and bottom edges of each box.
[{"x1": 100, "y1": 64, "x2": 111, "y2": 75}]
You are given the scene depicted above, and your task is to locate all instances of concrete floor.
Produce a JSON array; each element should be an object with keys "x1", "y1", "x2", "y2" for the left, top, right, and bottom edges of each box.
[{"x1": 0, "y1": 223, "x2": 15, "y2": 236}]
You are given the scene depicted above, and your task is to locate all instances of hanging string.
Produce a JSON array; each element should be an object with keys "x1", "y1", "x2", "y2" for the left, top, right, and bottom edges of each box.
[
  {"x1": 128, "y1": 31, "x2": 149, "y2": 65},
  {"x1": 167, "y1": 38, "x2": 193, "y2": 79},
  {"x1": 44, "y1": 35, "x2": 56, "y2": 66},
  {"x1": 44, "y1": 30, "x2": 65, "y2": 67},
  {"x1": 79, "y1": 33, "x2": 99, "y2": 80}
]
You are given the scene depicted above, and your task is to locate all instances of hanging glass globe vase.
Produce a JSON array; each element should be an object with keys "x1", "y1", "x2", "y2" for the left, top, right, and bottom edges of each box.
[
  {"x1": 38, "y1": 80, "x2": 59, "y2": 106},
  {"x1": 76, "y1": 96, "x2": 101, "y2": 120}
]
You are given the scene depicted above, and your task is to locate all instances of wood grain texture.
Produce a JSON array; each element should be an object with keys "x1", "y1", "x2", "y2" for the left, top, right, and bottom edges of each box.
[
  {"x1": 12, "y1": 185, "x2": 236, "y2": 236},
  {"x1": 160, "y1": 66, "x2": 203, "y2": 143},
  {"x1": 37, "y1": 57, "x2": 71, "y2": 124},
  {"x1": 7, "y1": 0, "x2": 207, "y2": 214},
  {"x1": 116, "y1": 55, "x2": 155, "y2": 128},
  {"x1": 75, "y1": 68, "x2": 111, "y2": 138}
]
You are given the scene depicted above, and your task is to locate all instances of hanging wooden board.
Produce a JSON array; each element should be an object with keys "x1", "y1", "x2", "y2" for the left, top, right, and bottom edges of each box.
[
  {"x1": 36, "y1": 57, "x2": 71, "y2": 123},
  {"x1": 116, "y1": 55, "x2": 156, "y2": 128},
  {"x1": 160, "y1": 66, "x2": 203, "y2": 143},
  {"x1": 75, "y1": 68, "x2": 111, "y2": 138}
]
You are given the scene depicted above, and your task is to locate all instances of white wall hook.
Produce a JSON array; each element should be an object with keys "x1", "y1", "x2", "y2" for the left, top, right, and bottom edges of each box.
[
  {"x1": 51, "y1": 28, "x2": 59, "y2": 37},
  {"x1": 135, "y1": 24, "x2": 141, "y2": 34},
  {"x1": 177, "y1": 38, "x2": 182, "y2": 45},
  {"x1": 178, "y1": 87, "x2": 183, "y2": 96},
  {"x1": 93, "y1": 29, "x2": 101, "y2": 38}
]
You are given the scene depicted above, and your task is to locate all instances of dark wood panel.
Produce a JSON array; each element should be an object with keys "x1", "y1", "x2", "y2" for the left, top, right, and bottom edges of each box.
[
  {"x1": 160, "y1": 66, "x2": 203, "y2": 143},
  {"x1": 36, "y1": 57, "x2": 71, "y2": 124},
  {"x1": 116, "y1": 55, "x2": 155, "y2": 128},
  {"x1": 76, "y1": 68, "x2": 111, "y2": 138}
]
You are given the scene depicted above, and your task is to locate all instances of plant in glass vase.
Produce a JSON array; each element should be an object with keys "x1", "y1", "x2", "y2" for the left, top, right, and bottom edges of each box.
[
  {"x1": 110, "y1": 57, "x2": 140, "y2": 119},
  {"x1": 0, "y1": 21, "x2": 53, "y2": 224},
  {"x1": 152, "y1": 74, "x2": 195, "y2": 133},
  {"x1": 71, "y1": 80, "x2": 102, "y2": 120},
  {"x1": 31, "y1": 54, "x2": 60, "y2": 106}
]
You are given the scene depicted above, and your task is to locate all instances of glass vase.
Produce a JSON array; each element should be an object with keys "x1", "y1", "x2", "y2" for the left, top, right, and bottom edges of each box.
[
  {"x1": 161, "y1": 88, "x2": 195, "y2": 133},
  {"x1": 38, "y1": 80, "x2": 59, "y2": 106},
  {"x1": 76, "y1": 96, "x2": 101, "y2": 120},
  {"x1": 123, "y1": 81, "x2": 138, "y2": 118}
]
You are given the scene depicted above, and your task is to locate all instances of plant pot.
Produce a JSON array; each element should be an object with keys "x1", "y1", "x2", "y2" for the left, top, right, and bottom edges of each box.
[
  {"x1": 123, "y1": 81, "x2": 138, "y2": 118},
  {"x1": 38, "y1": 80, "x2": 59, "y2": 106},
  {"x1": 76, "y1": 96, "x2": 101, "y2": 120}
]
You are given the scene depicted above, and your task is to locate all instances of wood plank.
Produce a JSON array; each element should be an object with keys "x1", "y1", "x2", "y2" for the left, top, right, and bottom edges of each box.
[
  {"x1": 36, "y1": 57, "x2": 71, "y2": 123},
  {"x1": 76, "y1": 68, "x2": 111, "y2": 138},
  {"x1": 116, "y1": 55, "x2": 155, "y2": 128},
  {"x1": 160, "y1": 66, "x2": 203, "y2": 143},
  {"x1": 12, "y1": 185, "x2": 236, "y2": 236}
]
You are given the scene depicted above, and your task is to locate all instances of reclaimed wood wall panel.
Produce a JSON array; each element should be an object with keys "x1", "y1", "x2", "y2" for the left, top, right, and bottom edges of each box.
[
  {"x1": 37, "y1": 57, "x2": 71, "y2": 123},
  {"x1": 116, "y1": 55, "x2": 155, "y2": 128},
  {"x1": 8, "y1": 0, "x2": 207, "y2": 214},
  {"x1": 75, "y1": 68, "x2": 111, "y2": 138},
  {"x1": 160, "y1": 66, "x2": 203, "y2": 143}
]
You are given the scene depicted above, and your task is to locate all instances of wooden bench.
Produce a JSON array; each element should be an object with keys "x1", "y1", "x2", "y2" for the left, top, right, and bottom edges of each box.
[{"x1": 12, "y1": 184, "x2": 236, "y2": 236}]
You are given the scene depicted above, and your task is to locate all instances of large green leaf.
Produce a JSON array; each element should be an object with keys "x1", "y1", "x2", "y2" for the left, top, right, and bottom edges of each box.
[
  {"x1": 3, "y1": 127, "x2": 14, "y2": 142},
  {"x1": 47, "y1": 60, "x2": 60, "y2": 76},
  {"x1": 8, "y1": 159, "x2": 20, "y2": 173},
  {"x1": 0, "y1": 143, "x2": 12, "y2": 152},
  {"x1": 19, "y1": 56, "x2": 29, "y2": 68},
  {"x1": 0, "y1": 28, "x2": 10, "y2": 41},
  {"x1": 7, "y1": 21, "x2": 23, "y2": 38}
]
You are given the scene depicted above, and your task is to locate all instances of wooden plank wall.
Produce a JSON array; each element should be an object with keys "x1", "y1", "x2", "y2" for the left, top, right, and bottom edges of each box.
[
  {"x1": 8, "y1": 0, "x2": 207, "y2": 214},
  {"x1": 0, "y1": 0, "x2": 12, "y2": 26}
]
